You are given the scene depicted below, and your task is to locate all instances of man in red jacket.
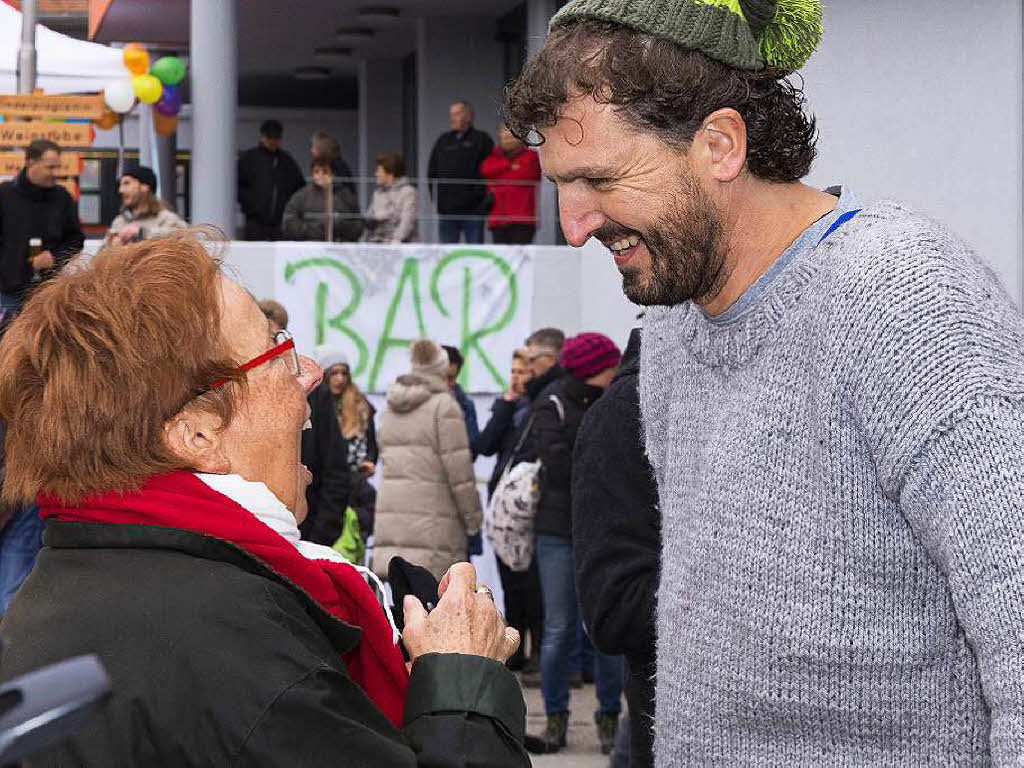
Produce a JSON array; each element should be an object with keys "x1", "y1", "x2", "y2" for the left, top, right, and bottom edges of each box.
[{"x1": 480, "y1": 125, "x2": 541, "y2": 244}]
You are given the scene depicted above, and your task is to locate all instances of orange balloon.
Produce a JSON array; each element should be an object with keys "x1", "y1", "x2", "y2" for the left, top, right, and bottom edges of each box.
[
  {"x1": 153, "y1": 112, "x2": 178, "y2": 137},
  {"x1": 94, "y1": 108, "x2": 120, "y2": 130},
  {"x1": 123, "y1": 43, "x2": 150, "y2": 76}
]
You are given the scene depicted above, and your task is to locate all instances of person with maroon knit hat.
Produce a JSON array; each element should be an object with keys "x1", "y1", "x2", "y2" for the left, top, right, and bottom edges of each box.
[{"x1": 522, "y1": 332, "x2": 624, "y2": 754}]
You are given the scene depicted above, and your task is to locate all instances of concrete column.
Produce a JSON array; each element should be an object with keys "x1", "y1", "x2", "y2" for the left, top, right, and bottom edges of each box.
[
  {"x1": 17, "y1": 0, "x2": 37, "y2": 94},
  {"x1": 190, "y1": 0, "x2": 237, "y2": 236},
  {"x1": 414, "y1": 18, "x2": 436, "y2": 243},
  {"x1": 138, "y1": 103, "x2": 155, "y2": 169},
  {"x1": 527, "y1": 0, "x2": 559, "y2": 245},
  {"x1": 357, "y1": 59, "x2": 369, "y2": 212}
]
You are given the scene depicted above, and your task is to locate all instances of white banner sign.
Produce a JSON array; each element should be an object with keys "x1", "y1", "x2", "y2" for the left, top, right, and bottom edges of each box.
[{"x1": 274, "y1": 244, "x2": 534, "y2": 394}]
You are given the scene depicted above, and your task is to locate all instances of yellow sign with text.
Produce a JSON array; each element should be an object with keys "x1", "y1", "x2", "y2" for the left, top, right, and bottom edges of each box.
[
  {"x1": 0, "y1": 122, "x2": 94, "y2": 148},
  {"x1": 0, "y1": 94, "x2": 105, "y2": 120},
  {"x1": 0, "y1": 152, "x2": 82, "y2": 177}
]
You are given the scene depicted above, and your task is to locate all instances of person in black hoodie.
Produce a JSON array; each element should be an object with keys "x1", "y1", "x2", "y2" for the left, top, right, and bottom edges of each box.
[
  {"x1": 237, "y1": 120, "x2": 306, "y2": 241},
  {"x1": 0, "y1": 139, "x2": 83, "y2": 320},
  {"x1": 573, "y1": 326, "x2": 659, "y2": 767},
  {"x1": 428, "y1": 101, "x2": 494, "y2": 244},
  {"x1": 524, "y1": 332, "x2": 624, "y2": 756}
]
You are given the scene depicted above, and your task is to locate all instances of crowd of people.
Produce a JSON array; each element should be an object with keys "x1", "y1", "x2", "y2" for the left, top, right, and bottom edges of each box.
[
  {"x1": 2, "y1": 0, "x2": 1024, "y2": 766},
  {"x1": 238, "y1": 105, "x2": 543, "y2": 246}
]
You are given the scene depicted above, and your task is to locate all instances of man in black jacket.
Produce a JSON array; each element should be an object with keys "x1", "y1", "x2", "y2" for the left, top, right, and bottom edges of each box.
[
  {"x1": 524, "y1": 332, "x2": 624, "y2": 755},
  {"x1": 428, "y1": 101, "x2": 494, "y2": 244},
  {"x1": 237, "y1": 119, "x2": 306, "y2": 241},
  {"x1": 0, "y1": 139, "x2": 83, "y2": 320},
  {"x1": 573, "y1": 327, "x2": 659, "y2": 767}
]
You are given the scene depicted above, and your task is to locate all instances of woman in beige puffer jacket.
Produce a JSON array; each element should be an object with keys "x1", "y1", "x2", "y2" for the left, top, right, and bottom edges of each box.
[{"x1": 372, "y1": 340, "x2": 482, "y2": 580}]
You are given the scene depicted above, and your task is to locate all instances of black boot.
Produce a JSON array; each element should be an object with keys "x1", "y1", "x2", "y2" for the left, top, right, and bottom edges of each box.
[
  {"x1": 524, "y1": 712, "x2": 569, "y2": 754},
  {"x1": 595, "y1": 711, "x2": 619, "y2": 755}
]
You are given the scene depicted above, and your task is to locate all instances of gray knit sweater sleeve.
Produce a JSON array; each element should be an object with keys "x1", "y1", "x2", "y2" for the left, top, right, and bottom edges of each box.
[
  {"x1": 832, "y1": 205, "x2": 1024, "y2": 761},
  {"x1": 901, "y1": 395, "x2": 1024, "y2": 763}
]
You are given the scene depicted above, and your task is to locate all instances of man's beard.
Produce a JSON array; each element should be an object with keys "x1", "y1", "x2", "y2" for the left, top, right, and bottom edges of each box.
[{"x1": 619, "y1": 173, "x2": 727, "y2": 307}]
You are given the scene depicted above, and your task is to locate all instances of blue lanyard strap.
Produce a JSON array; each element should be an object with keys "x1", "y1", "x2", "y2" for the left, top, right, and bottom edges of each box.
[{"x1": 818, "y1": 208, "x2": 862, "y2": 246}]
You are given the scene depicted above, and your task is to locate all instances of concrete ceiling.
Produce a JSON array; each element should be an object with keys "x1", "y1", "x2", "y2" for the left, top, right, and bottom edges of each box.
[
  {"x1": 90, "y1": 0, "x2": 524, "y2": 107},
  {"x1": 92, "y1": 0, "x2": 523, "y2": 75}
]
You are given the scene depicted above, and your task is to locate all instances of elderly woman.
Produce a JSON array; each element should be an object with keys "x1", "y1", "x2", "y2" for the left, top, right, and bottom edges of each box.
[{"x1": 0, "y1": 234, "x2": 526, "y2": 767}]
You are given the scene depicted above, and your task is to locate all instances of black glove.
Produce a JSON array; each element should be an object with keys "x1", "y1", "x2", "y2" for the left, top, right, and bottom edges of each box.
[{"x1": 466, "y1": 531, "x2": 483, "y2": 558}]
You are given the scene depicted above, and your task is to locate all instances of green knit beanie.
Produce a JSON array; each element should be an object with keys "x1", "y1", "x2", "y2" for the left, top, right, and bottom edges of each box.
[{"x1": 550, "y1": 0, "x2": 824, "y2": 72}]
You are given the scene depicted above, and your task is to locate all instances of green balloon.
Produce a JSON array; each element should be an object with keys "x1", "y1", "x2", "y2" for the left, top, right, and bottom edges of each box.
[{"x1": 151, "y1": 56, "x2": 186, "y2": 86}]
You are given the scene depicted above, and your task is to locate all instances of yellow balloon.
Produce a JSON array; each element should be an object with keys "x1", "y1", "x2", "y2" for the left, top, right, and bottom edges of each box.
[
  {"x1": 123, "y1": 43, "x2": 150, "y2": 76},
  {"x1": 153, "y1": 113, "x2": 178, "y2": 137},
  {"x1": 132, "y1": 74, "x2": 162, "y2": 105}
]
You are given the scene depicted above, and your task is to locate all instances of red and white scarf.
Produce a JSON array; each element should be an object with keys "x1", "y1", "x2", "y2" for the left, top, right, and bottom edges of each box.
[{"x1": 38, "y1": 470, "x2": 409, "y2": 727}]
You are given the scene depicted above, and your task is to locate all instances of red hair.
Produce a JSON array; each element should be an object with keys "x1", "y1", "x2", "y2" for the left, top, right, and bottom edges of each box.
[{"x1": 0, "y1": 232, "x2": 241, "y2": 503}]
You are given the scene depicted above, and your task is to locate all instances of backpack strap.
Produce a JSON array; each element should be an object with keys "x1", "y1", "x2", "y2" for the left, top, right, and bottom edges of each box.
[{"x1": 548, "y1": 394, "x2": 565, "y2": 425}]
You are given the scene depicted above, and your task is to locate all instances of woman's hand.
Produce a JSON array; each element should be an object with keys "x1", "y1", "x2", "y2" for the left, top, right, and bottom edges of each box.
[
  {"x1": 358, "y1": 461, "x2": 376, "y2": 478},
  {"x1": 402, "y1": 562, "x2": 519, "y2": 663}
]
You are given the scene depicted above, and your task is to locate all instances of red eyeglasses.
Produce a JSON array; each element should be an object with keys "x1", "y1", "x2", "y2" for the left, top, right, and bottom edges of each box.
[{"x1": 211, "y1": 330, "x2": 301, "y2": 390}]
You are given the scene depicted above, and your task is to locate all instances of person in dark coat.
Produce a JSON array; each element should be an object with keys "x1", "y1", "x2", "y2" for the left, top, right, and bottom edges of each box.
[
  {"x1": 442, "y1": 345, "x2": 480, "y2": 457},
  {"x1": 301, "y1": 345, "x2": 379, "y2": 546},
  {"x1": 0, "y1": 233, "x2": 527, "y2": 768},
  {"x1": 0, "y1": 139, "x2": 83, "y2": 319},
  {"x1": 524, "y1": 333, "x2": 624, "y2": 755},
  {"x1": 428, "y1": 101, "x2": 494, "y2": 244},
  {"x1": 573, "y1": 326, "x2": 659, "y2": 767},
  {"x1": 311, "y1": 130, "x2": 357, "y2": 196},
  {"x1": 237, "y1": 119, "x2": 306, "y2": 241},
  {"x1": 281, "y1": 159, "x2": 364, "y2": 242},
  {"x1": 477, "y1": 348, "x2": 541, "y2": 672}
]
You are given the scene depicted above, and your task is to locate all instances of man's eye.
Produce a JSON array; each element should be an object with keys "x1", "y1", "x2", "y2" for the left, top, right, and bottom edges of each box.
[{"x1": 587, "y1": 177, "x2": 612, "y2": 189}]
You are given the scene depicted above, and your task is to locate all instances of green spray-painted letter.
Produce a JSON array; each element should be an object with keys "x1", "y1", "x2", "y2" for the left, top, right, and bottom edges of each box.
[{"x1": 284, "y1": 257, "x2": 369, "y2": 377}]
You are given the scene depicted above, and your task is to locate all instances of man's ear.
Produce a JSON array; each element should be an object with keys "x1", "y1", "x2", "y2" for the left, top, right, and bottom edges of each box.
[
  {"x1": 692, "y1": 107, "x2": 747, "y2": 183},
  {"x1": 163, "y1": 406, "x2": 231, "y2": 474}
]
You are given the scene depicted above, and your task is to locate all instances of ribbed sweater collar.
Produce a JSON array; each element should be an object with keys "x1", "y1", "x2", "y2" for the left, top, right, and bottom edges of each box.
[{"x1": 677, "y1": 186, "x2": 860, "y2": 370}]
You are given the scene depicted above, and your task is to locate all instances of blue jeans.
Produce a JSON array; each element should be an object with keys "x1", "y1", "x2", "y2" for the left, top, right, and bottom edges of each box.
[
  {"x1": 0, "y1": 503, "x2": 44, "y2": 613},
  {"x1": 536, "y1": 534, "x2": 623, "y2": 715},
  {"x1": 438, "y1": 217, "x2": 484, "y2": 244}
]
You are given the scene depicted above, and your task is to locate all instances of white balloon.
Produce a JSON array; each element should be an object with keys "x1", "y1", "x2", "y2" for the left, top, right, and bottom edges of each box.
[{"x1": 103, "y1": 79, "x2": 135, "y2": 114}]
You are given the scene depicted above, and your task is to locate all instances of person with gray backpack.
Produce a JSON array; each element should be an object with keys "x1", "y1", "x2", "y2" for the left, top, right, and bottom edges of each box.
[{"x1": 518, "y1": 332, "x2": 623, "y2": 755}]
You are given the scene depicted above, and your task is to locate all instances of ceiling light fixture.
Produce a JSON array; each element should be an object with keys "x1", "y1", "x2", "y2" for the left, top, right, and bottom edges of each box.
[
  {"x1": 314, "y1": 46, "x2": 355, "y2": 58},
  {"x1": 335, "y1": 26, "x2": 376, "y2": 40},
  {"x1": 293, "y1": 66, "x2": 332, "y2": 80},
  {"x1": 357, "y1": 6, "x2": 401, "y2": 21}
]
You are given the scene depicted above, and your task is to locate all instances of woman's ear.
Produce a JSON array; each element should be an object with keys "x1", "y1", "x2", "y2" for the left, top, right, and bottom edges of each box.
[{"x1": 163, "y1": 406, "x2": 231, "y2": 474}]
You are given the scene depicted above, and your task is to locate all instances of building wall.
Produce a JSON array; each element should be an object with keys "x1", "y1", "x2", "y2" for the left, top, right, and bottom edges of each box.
[
  {"x1": 803, "y1": 0, "x2": 1024, "y2": 304},
  {"x1": 415, "y1": 15, "x2": 507, "y2": 241},
  {"x1": 363, "y1": 57, "x2": 406, "y2": 176}
]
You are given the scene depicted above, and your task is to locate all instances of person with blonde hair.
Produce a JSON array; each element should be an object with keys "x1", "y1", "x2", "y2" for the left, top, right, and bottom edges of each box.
[
  {"x1": 301, "y1": 345, "x2": 378, "y2": 545},
  {"x1": 373, "y1": 340, "x2": 482, "y2": 580}
]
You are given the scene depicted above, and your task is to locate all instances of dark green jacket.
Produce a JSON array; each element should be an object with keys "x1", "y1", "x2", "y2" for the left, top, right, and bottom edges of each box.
[{"x1": 0, "y1": 521, "x2": 528, "y2": 767}]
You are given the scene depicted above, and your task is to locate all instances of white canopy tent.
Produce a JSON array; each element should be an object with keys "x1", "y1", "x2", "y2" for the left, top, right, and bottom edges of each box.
[{"x1": 0, "y1": 2, "x2": 124, "y2": 95}]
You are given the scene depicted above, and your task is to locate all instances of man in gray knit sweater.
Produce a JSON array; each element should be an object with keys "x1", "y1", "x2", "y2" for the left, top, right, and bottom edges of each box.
[{"x1": 505, "y1": 0, "x2": 1024, "y2": 765}]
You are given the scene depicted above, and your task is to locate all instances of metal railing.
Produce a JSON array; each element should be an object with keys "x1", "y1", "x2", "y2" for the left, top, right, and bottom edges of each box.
[{"x1": 282, "y1": 175, "x2": 547, "y2": 245}]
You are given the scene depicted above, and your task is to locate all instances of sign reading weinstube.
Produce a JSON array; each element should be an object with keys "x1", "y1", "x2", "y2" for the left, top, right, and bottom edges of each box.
[
  {"x1": 0, "y1": 94, "x2": 105, "y2": 120},
  {"x1": 0, "y1": 122, "x2": 94, "y2": 147},
  {"x1": 274, "y1": 245, "x2": 534, "y2": 394}
]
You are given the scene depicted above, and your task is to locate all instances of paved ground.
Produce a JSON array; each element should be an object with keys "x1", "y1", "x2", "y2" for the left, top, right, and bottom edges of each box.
[{"x1": 520, "y1": 678, "x2": 616, "y2": 768}]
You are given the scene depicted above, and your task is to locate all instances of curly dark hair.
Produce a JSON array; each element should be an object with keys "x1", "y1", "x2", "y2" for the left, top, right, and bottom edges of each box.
[{"x1": 503, "y1": 19, "x2": 817, "y2": 183}]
